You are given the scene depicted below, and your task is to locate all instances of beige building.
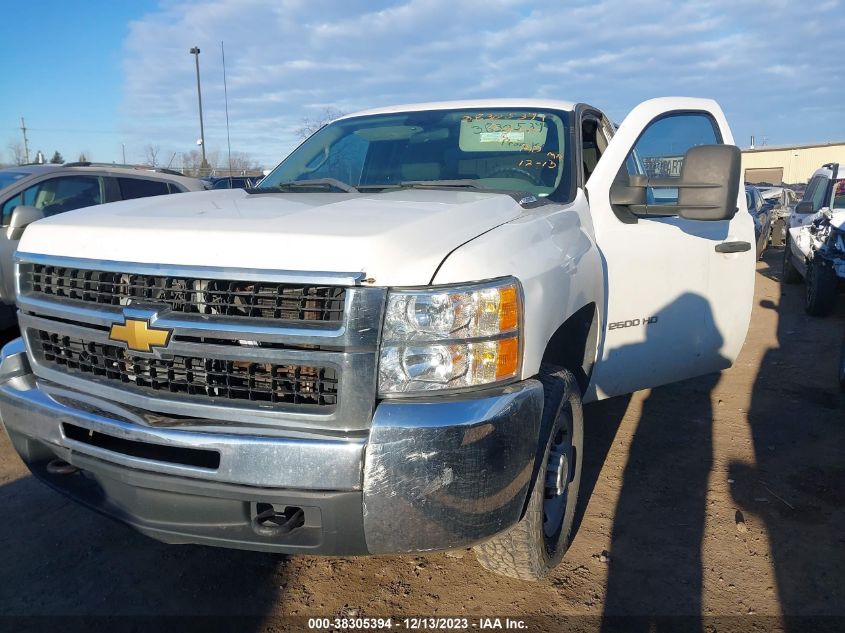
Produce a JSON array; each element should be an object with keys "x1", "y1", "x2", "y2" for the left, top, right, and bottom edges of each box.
[{"x1": 741, "y1": 141, "x2": 845, "y2": 185}]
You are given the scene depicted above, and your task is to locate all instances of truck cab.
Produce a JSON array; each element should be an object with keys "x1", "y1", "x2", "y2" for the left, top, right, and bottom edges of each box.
[{"x1": 0, "y1": 97, "x2": 754, "y2": 580}]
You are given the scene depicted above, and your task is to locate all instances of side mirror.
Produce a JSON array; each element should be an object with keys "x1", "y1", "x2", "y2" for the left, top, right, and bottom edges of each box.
[
  {"x1": 795, "y1": 200, "x2": 814, "y2": 214},
  {"x1": 675, "y1": 145, "x2": 741, "y2": 221},
  {"x1": 6, "y1": 206, "x2": 44, "y2": 241},
  {"x1": 610, "y1": 144, "x2": 741, "y2": 221}
]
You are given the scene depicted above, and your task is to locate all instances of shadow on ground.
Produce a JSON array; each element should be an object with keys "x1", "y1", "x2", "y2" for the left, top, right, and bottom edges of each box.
[
  {"x1": 731, "y1": 250, "x2": 845, "y2": 627},
  {"x1": 0, "y1": 325, "x2": 287, "y2": 620},
  {"x1": 596, "y1": 248, "x2": 845, "y2": 631},
  {"x1": 0, "y1": 462, "x2": 287, "y2": 617}
]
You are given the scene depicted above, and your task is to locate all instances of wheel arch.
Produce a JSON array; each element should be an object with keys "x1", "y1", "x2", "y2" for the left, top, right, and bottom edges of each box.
[{"x1": 539, "y1": 302, "x2": 600, "y2": 394}]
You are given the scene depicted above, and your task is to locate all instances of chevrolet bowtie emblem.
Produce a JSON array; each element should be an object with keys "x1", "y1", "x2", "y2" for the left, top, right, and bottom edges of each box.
[{"x1": 109, "y1": 318, "x2": 172, "y2": 352}]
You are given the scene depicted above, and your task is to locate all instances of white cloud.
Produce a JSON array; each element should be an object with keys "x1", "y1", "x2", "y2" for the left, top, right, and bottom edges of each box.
[{"x1": 120, "y1": 0, "x2": 845, "y2": 168}]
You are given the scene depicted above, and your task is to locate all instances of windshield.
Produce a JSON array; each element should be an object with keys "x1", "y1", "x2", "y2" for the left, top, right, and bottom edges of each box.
[
  {"x1": 260, "y1": 108, "x2": 572, "y2": 199},
  {"x1": 0, "y1": 171, "x2": 28, "y2": 191}
]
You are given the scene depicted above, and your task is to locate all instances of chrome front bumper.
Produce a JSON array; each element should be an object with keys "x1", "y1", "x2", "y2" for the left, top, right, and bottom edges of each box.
[{"x1": 0, "y1": 338, "x2": 544, "y2": 554}]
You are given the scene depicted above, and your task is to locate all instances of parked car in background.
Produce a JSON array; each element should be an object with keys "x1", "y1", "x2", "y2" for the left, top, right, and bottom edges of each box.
[
  {"x1": 0, "y1": 163, "x2": 206, "y2": 326},
  {"x1": 746, "y1": 185, "x2": 772, "y2": 258},
  {"x1": 758, "y1": 186, "x2": 798, "y2": 246},
  {"x1": 210, "y1": 176, "x2": 261, "y2": 189},
  {"x1": 783, "y1": 163, "x2": 845, "y2": 316}
]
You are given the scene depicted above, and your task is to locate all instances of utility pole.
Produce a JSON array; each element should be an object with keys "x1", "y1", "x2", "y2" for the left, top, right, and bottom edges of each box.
[
  {"x1": 122, "y1": 143, "x2": 126, "y2": 163},
  {"x1": 189, "y1": 46, "x2": 209, "y2": 176},
  {"x1": 20, "y1": 117, "x2": 30, "y2": 164}
]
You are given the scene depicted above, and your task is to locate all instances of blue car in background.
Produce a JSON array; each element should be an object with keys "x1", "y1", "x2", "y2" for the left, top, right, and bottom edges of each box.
[
  {"x1": 210, "y1": 176, "x2": 262, "y2": 189},
  {"x1": 746, "y1": 185, "x2": 773, "y2": 259}
]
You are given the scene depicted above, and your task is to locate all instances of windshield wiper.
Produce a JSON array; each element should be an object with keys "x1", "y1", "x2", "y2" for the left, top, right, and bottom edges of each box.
[
  {"x1": 399, "y1": 179, "x2": 482, "y2": 189},
  {"x1": 358, "y1": 179, "x2": 539, "y2": 202},
  {"x1": 355, "y1": 180, "x2": 484, "y2": 191},
  {"x1": 248, "y1": 178, "x2": 359, "y2": 194}
]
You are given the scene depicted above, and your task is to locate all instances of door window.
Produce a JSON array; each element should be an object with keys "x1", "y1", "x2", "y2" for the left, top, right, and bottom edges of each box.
[
  {"x1": 1, "y1": 175, "x2": 102, "y2": 223},
  {"x1": 802, "y1": 175, "x2": 830, "y2": 212},
  {"x1": 581, "y1": 114, "x2": 611, "y2": 182},
  {"x1": 117, "y1": 177, "x2": 171, "y2": 200},
  {"x1": 626, "y1": 113, "x2": 721, "y2": 205}
]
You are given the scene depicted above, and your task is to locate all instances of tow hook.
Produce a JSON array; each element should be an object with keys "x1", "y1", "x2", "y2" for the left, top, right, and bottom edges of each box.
[
  {"x1": 251, "y1": 504, "x2": 305, "y2": 538},
  {"x1": 45, "y1": 458, "x2": 79, "y2": 475}
]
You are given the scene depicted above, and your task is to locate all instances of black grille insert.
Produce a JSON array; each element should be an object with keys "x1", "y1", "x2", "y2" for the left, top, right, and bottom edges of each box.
[
  {"x1": 24, "y1": 264, "x2": 346, "y2": 322},
  {"x1": 32, "y1": 331, "x2": 338, "y2": 407},
  {"x1": 63, "y1": 423, "x2": 221, "y2": 469}
]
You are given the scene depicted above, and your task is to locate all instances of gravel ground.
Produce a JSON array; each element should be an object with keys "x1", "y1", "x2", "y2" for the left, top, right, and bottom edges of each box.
[{"x1": 0, "y1": 247, "x2": 843, "y2": 632}]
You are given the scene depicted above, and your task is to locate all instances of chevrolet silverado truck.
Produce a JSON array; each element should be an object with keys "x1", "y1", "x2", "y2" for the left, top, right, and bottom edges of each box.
[{"x1": 0, "y1": 97, "x2": 754, "y2": 580}]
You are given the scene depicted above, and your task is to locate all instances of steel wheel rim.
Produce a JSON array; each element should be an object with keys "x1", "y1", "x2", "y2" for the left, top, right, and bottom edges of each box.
[{"x1": 543, "y1": 407, "x2": 574, "y2": 541}]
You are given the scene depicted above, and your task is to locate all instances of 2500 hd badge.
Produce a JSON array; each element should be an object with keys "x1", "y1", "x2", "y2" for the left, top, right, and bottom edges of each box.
[{"x1": 608, "y1": 316, "x2": 660, "y2": 330}]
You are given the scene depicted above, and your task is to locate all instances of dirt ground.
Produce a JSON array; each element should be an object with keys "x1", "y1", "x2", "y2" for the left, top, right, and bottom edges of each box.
[{"x1": 0, "y1": 247, "x2": 843, "y2": 631}]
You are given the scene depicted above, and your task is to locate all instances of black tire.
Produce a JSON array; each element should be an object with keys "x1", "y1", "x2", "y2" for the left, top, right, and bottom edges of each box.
[
  {"x1": 782, "y1": 237, "x2": 802, "y2": 284},
  {"x1": 805, "y1": 258, "x2": 838, "y2": 317},
  {"x1": 473, "y1": 365, "x2": 583, "y2": 581},
  {"x1": 771, "y1": 218, "x2": 784, "y2": 247},
  {"x1": 839, "y1": 330, "x2": 845, "y2": 393}
]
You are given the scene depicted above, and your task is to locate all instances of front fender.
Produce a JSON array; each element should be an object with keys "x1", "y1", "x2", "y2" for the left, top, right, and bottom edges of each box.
[{"x1": 431, "y1": 191, "x2": 604, "y2": 391}]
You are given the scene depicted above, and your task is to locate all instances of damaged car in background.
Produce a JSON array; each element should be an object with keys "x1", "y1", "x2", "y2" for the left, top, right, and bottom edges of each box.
[
  {"x1": 758, "y1": 185, "x2": 798, "y2": 247},
  {"x1": 783, "y1": 163, "x2": 845, "y2": 316},
  {"x1": 746, "y1": 185, "x2": 773, "y2": 259}
]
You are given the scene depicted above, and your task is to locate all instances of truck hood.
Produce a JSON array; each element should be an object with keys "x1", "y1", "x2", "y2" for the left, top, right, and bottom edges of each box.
[{"x1": 18, "y1": 188, "x2": 526, "y2": 286}]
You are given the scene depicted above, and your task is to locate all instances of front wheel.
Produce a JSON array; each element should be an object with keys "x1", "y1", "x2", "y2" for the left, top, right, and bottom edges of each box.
[
  {"x1": 805, "y1": 258, "x2": 838, "y2": 316},
  {"x1": 782, "y1": 237, "x2": 802, "y2": 284},
  {"x1": 473, "y1": 365, "x2": 583, "y2": 580}
]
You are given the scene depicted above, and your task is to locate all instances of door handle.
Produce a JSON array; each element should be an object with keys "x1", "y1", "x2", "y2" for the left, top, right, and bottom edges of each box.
[{"x1": 715, "y1": 241, "x2": 751, "y2": 253}]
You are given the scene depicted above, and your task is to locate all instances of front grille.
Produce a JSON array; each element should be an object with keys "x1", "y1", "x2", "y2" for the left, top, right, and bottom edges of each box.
[
  {"x1": 23, "y1": 264, "x2": 346, "y2": 322},
  {"x1": 32, "y1": 330, "x2": 338, "y2": 407}
]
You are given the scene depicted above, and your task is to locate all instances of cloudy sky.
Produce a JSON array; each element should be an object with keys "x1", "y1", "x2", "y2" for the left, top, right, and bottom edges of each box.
[{"x1": 1, "y1": 0, "x2": 843, "y2": 169}]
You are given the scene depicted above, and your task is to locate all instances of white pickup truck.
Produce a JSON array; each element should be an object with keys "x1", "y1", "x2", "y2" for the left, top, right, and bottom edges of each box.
[{"x1": 0, "y1": 97, "x2": 754, "y2": 580}]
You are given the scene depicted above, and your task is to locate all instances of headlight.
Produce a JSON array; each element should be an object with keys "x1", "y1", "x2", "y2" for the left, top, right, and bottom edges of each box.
[{"x1": 378, "y1": 278, "x2": 521, "y2": 394}]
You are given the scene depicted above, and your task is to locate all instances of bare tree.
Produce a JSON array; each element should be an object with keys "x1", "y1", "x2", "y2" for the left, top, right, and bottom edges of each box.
[
  {"x1": 7, "y1": 141, "x2": 25, "y2": 165},
  {"x1": 181, "y1": 149, "x2": 202, "y2": 177},
  {"x1": 296, "y1": 107, "x2": 345, "y2": 140},
  {"x1": 78, "y1": 151, "x2": 91, "y2": 162},
  {"x1": 144, "y1": 144, "x2": 161, "y2": 167},
  {"x1": 181, "y1": 147, "x2": 220, "y2": 177},
  {"x1": 222, "y1": 151, "x2": 262, "y2": 175}
]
